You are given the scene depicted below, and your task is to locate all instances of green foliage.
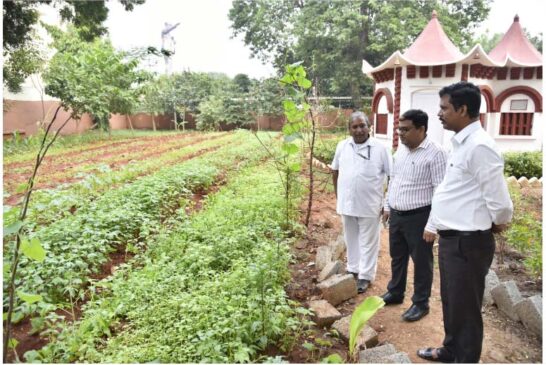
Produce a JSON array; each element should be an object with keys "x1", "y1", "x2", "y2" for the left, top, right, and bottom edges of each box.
[
  {"x1": 229, "y1": 0, "x2": 491, "y2": 103},
  {"x1": 504, "y1": 188, "x2": 542, "y2": 277},
  {"x1": 43, "y1": 25, "x2": 146, "y2": 130},
  {"x1": 349, "y1": 296, "x2": 385, "y2": 357},
  {"x1": 3, "y1": 132, "x2": 268, "y2": 314},
  {"x1": 2, "y1": 0, "x2": 145, "y2": 92},
  {"x1": 321, "y1": 353, "x2": 344, "y2": 363},
  {"x1": 249, "y1": 78, "x2": 285, "y2": 117},
  {"x1": 34, "y1": 162, "x2": 303, "y2": 363},
  {"x1": 314, "y1": 136, "x2": 345, "y2": 164},
  {"x1": 503, "y1": 151, "x2": 542, "y2": 178}
]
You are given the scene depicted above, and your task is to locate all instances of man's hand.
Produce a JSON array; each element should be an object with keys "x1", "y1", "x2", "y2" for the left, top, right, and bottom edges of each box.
[
  {"x1": 382, "y1": 211, "x2": 389, "y2": 225},
  {"x1": 492, "y1": 223, "x2": 509, "y2": 233},
  {"x1": 423, "y1": 230, "x2": 437, "y2": 243}
]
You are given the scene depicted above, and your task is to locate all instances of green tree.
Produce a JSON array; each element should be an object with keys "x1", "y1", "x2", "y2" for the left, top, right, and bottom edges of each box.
[
  {"x1": 2, "y1": 0, "x2": 145, "y2": 92},
  {"x1": 474, "y1": 29, "x2": 542, "y2": 53},
  {"x1": 43, "y1": 25, "x2": 145, "y2": 131},
  {"x1": 233, "y1": 73, "x2": 252, "y2": 92},
  {"x1": 229, "y1": 0, "x2": 491, "y2": 106}
]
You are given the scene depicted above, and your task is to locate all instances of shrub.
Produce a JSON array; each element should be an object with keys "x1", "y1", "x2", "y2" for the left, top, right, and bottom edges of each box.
[{"x1": 503, "y1": 151, "x2": 542, "y2": 178}]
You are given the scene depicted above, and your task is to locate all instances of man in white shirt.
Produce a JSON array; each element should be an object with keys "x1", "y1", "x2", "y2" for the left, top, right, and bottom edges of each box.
[
  {"x1": 331, "y1": 112, "x2": 391, "y2": 293},
  {"x1": 417, "y1": 82, "x2": 513, "y2": 363},
  {"x1": 382, "y1": 109, "x2": 447, "y2": 322}
]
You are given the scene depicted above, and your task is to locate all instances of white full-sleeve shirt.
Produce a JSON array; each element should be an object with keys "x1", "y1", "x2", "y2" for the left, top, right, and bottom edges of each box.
[
  {"x1": 331, "y1": 137, "x2": 391, "y2": 218},
  {"x1": 429, "y1": 121, "x2": 513, "y2": 232}
]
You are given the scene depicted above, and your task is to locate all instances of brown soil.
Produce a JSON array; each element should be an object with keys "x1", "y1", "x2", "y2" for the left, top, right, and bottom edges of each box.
[
  {"x1": 282, "y1": 185, "x2": 542, "y2": 363},
  {"x1": 3, "y1": 133, "x2": 229, "y2": 205}
]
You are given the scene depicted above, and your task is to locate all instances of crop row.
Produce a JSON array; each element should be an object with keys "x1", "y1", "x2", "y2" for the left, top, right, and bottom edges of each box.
[
  {"x1": 31, "y1": 162, "x2": 304, "y2": 363},
  {"x1": 3, "y1": 132, "x2": 270, "y2": 315},
  {"x1": 5, "y1": 131, "x2": 224, "y2": 174},
  {"x1": 3, "y1": 130, "x2": 183, "y2": 163},
  {"x1": 3, "y1": 132, "x2": 227, "y2": 197},
  {"x1": 7, "y1": 132, "x2": 238, "y2": 229}
]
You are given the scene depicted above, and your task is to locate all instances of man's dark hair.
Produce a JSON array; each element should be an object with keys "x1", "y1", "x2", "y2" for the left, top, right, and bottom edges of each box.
[
  {"x1": 400, "y1": 109, "x2": 428, "y2": 132},
  {"x1": 439, "y1": 81, "x2": 481, "y2": 119}
]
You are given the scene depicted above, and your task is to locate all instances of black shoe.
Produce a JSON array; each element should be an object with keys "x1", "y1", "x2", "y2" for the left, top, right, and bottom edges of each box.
[
  {"x1": 416, "y1": 347, "x2": 455, "y2": 363},
  {"x1": 402, "y1": 304, "x2": 429, "y2": 322},
  {"x1": 380, "y1": 292, "x2": 404, "y2": 305},
  {"x1": 357, "y1": 279, "x2": 370, "y2": 293},
  {"x1": 346, "y1": 271, "x2": 358, "y2": 279}
]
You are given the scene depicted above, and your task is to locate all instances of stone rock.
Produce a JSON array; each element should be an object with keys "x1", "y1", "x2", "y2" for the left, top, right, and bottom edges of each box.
[
  {"x1": 332, "y1": 315, "x2": 379, "y2": 349},
  {"x1": 359, "y1": 344, "x2": 397, "y2": 363},
  {"x1": 295, "y1": 240, "x2": 307, "y2": 249},
  {"x1": 330, "y1": 235, "x2": 346, "y2": 260},
  {"x1": 528, "y1": 177, "x2": 541, "y2": 187},
  {"x1": 506, "y1": 176, "x2": 519, "y2": 188},
  {"x1": 491, "y1": 280, "x2": 523, "y2": 321},
  {"x1": 317, "y1": 274, "x2": 358, "y2": 306},
  {"x1": 514, "y1": 295, "x2": 542, "y2": 338},
  {"x1": 517, "y1": 176, "x2": 529, "y2": 188},
  {"x1": 382, "y1": 352, "x2": 412, "y2": 363},
  {"x1": 318, "y1": 260, "x2": 342, "y2": 282},
  {"x1": 308, "y1": 300, "x2": 342, "y2": 327},
  {"x1": 316, "y1": 246, "x2": 333, "y2": 270},
  {"x1": 483, "y1": 269, "x2": 501, "y2": 306}
]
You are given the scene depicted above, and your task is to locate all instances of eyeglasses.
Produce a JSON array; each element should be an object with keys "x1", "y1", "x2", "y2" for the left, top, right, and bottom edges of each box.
[{"x1": 397, "y1": 126, "x2": 415, "y2": 134}]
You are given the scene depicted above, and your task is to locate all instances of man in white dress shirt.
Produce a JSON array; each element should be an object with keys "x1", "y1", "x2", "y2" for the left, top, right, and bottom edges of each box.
[
  {"x1": 331, "y1": 112, "x2": 391, "y2": 293},
  {"x1": 417, "y1": 82, "x2": 513, "y2": 363}
]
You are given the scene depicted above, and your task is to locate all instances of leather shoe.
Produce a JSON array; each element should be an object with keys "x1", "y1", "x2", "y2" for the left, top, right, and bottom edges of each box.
[
  {"x1": 357, "y1": 279, "x2": 370, "y2": 293},
  {"x1": 416, "y1": 347, "x2": 454, "y2": 363},
  {"x1": 402, "y1": 304, "x2": 429, "y2": 322},
  {"x1": 380, "y1": 292, "x2": 404, "y2": 305}
]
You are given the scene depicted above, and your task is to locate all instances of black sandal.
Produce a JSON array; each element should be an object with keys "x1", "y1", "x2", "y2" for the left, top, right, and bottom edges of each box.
[{"x1": 417, "y1": 347, "x2": 455, "y2": 363}]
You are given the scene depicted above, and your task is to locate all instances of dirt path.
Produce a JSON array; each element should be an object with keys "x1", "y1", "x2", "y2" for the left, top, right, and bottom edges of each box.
[{"x1": 287, "y1": 187, "x2": 542, "y2": 363}]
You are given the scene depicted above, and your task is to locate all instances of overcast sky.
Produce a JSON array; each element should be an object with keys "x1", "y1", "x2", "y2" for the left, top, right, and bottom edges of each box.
[{"x1": 103, "y1": 0, "x2": 544, "y2": 79}]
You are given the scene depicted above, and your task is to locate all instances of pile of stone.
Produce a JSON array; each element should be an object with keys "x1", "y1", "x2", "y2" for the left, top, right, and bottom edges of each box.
[
  {"x1": 484, "y1": 270, "x2": 542, "y2": 338},
  {"x1": 506, "y1": 176, "x2": 542, "y2": 188},
  {"x1": 308, "y1": 234, "x2": 412, "y2": 363}
]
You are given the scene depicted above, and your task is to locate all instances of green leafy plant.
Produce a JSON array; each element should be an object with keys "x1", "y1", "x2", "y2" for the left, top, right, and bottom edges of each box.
[
  {"x1": 321, "y1": 353, "x2": 344, "y2": 363},
  {"x1": 503, "y1": 151, "x2": 542, "y2": 178},
  {"x1": 349, "y1": 296, "x2": 385, "y2": 359}
]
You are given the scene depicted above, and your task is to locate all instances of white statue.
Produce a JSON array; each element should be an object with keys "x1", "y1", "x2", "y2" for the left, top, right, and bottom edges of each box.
[{"x1": 161, "y1": 22, "x2": 180, "y2": 74}]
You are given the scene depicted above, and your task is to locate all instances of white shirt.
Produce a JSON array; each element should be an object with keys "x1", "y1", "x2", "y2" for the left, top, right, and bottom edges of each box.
[
  {"x1": 429, "y1": 121, "x2": 513, "y2": 232},
  {"x1": 331, "y1": 137, "x2": 391, "y2": 218},
  {"x1": 385, "y1": 137, "x2": 447, "y2": 231}
]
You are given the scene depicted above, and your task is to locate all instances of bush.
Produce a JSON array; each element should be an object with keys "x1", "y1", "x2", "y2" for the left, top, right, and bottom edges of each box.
[
  {"x1": 503, "y1": 151, "x2": 542, "y2": 178},
  {"x1": 313, "y1": 136, "x2": 344, "y2": 164}
]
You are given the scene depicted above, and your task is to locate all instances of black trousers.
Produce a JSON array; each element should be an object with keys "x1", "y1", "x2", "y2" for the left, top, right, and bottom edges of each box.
[
  {"x1": 386, "y1": 208, "x2": 433, "y2": 306},
  {"x1": 439, "y1": 233, "x2": 495, "y2": 363}
]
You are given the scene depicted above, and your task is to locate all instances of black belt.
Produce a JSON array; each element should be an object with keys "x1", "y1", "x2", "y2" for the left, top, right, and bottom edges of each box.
[
  {"x1": 390, "y1": 205, "x2": 431, "y2": 216},
  {"x1": 438, "y1": 229, "x2": 492, "y2": 237}
]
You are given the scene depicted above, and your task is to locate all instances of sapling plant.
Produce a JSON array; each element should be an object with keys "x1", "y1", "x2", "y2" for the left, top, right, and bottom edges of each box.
[
  {"x1": 253, "y1": 62, "x2": 319, "y2": 231},
  {"x1": 3, "y1": 105, "x2": 73, "y2": 361},
  {"x1": 348, "y1": 296, "x2": 385, "y2": 361}
]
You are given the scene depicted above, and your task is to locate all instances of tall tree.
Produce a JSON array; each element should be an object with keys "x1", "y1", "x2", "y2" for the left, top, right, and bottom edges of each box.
[
  {"x1": 229, "y1": 0, "x2": 491, "y2": 106},
  {"x1": 2, "y1": 0, "x2": 145, "y2": 92},
  {"x1": 43, "y1": 25, "x2": 146, "y2": 130}
]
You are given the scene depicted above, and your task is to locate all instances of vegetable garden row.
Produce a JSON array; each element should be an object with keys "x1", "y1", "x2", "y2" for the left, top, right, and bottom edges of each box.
[{"x1": 3, "y1": 130, "x2": 309, "y2": 362}]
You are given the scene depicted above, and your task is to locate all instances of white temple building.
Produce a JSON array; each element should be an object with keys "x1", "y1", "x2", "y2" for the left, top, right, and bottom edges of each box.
[{"x1": 364, "y1": 11, "x2": 543, "y2": 152}]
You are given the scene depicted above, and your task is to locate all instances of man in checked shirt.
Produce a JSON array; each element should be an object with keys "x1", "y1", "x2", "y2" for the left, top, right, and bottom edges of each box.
[{"x1": 381, "y1": 109, "x2": 447, "y2": 322}]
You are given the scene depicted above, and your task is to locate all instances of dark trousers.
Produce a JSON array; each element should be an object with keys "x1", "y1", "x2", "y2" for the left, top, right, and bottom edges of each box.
[
  {"x1": 386, "y1": 208, "x2": 433, "y2": 306},
  {"x1": 439, "y1": 233, "x2": 495, "y2": 363}
]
